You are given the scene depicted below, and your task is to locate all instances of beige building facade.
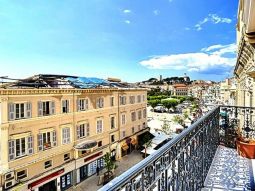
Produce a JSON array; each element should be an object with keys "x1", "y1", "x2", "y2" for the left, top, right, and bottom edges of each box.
[
  {"x1": 0, "y1": 88, "x2": 147, "y2": 191},
  {"x1": 235, "y1": 0, "x2": 255, "y2": 107}
]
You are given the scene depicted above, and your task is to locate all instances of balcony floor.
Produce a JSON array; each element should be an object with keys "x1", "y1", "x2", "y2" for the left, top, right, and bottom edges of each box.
[{"x1": 203, "y1": 145, "x2": 255, "y2": 191}]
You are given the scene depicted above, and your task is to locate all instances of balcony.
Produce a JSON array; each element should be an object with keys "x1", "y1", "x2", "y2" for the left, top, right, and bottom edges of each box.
[{"x1": 99, "y1": 106, "x2": 255, "y2": 191}]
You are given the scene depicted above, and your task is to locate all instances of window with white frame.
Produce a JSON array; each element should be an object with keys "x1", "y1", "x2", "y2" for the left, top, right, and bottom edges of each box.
[
  {"x1": 77, "y1": 99, "x2": 89, "y2": 111},
  {"x1": 131, "y1": 112, "x2": 136, "y2": 121},
  {"x1": 97, "y1": 119, "x2": 103, "y2": 134},
  {"x1": 121, "y1": 114, "x2": 126, "y2": 125},
  {"x1": 8, "y1": 135, "x2": 33, "y2": 161},
  {"x1": 120, "y1": 96, "x2": 126, "y2": 105},
  {"x1": 8, "y1": 102, "x2": 32, "y2": 121},
  {"x1": 138, "y1": 110, "x2": 142, "y2": 120},
  {"x1": 16, "y1": 169, "x2": 27, "y2": 180},
  {"x1": 129, "y1": 96, "x2": 135, "y2": 104},
  {"x1": 96, "y1": 97, "x2": 104, "y2": 108},
  {"x1": 38, "y1": 130, "x2": 57, "y2": 151},
  {"x1": 62, "y1": 100, "x2": 69, "y2": 113},
  {"x1": 143, "y1": 108, "x2": 146, "y2": 118},
  {"x1": 110, "y1": 97, "x2": 114, "y2": 107},
  {"x1": 77, "y1": 123, "x2": 90, "y2": 139},
  {"x1": 137, "y1": 95, "x2": 141, "y2": 103},
  {"x1": 110, "y1": 116, "x2": 115, "y2": 129},
  {"x1": 62, "y1": 128, "x2": 71, "y2": 144},
  {"x1": 38, "y1": 101, "x2": 55, "y2": 116}
]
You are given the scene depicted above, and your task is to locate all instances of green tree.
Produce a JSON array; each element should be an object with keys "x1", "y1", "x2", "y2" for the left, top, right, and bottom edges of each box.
[
  {"x1": 103, "y1": 152, "x2": 115, "y2": 173},
  {"x1": 142, "y1": 134, "x2": 152, "y2": 157},
  {"x1": 172, "y1": 115, "x2": 184, "y2": 126},
  {"x1": 148, "y1": 99, "x2": 160, "y2": 111},
  {"x1": 161, "y1": 118, "x2": 173, "y2": 135}
]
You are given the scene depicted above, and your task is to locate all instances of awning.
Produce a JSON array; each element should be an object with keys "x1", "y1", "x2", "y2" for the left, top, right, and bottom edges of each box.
[
  {"x1": 122, "y1": 143, "x2": 129, "y2": 151},
  {"x1": 131, "y1": 139, "x2": 137, "y2": 145},
  {"x1": 74, "y1": 140, "x2": 97, "y2": 150}
]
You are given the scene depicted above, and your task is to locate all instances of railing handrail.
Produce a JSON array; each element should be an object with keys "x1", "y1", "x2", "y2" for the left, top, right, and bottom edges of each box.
[{"x1": 99, "y1": 106, "x2": 220, "y2": 191}]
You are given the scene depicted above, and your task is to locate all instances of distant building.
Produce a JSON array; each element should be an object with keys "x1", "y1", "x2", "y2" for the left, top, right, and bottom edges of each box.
[{"x1": 173, "y1": 84, "x2": 188, "y2": 96}]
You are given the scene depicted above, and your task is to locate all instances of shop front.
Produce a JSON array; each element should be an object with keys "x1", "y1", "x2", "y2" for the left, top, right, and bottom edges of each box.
[
  {"x1": 28, "y1": 169, "x2": 64, "y2": 191},
  {"x1": 60, "y1": 172, "x2": 72, "y2": 191},
  {"x1": 79, "y1": 152, "x2": 105, "y2": 182},
  {"x1": 121, "y1": 137, "x2": 138, "y2": 157}
]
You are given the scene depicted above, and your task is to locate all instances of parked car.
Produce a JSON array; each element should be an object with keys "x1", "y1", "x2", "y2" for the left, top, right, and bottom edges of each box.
[{"x1": 154, "y1": 105, "x2": 167, "y2": 113}]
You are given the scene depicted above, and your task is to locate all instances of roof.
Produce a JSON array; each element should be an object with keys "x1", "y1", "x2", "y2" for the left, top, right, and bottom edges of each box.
[{"x1": 0, "y1": 74, "x2": 141, "y2": 89}]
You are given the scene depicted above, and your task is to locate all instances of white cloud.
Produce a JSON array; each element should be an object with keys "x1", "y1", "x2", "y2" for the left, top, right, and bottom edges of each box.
[
  {"x1": 123, "y1": 9, "x2": 131, "y2": 13},
  {"x1": 184, "y1": 27, "x2": 190, "y2": 31},
  {"x1": 125, "y1": 20, "x2": 131, "y2": 24},
  {"x1": 169, "y1": 0, "x2": 173, "y2": 2},
  {"x1": 139, "y1": 43, "x2": 236, "y2": 75},
  {"x1": 153, "y1": 10, "x2": 160, "y2": 16},
  {"x1": 195, "y1": 14, "x2": 232, "y2": 31}
]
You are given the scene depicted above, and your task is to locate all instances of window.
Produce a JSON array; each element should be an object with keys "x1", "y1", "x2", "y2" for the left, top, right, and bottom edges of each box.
[
  {"x1": 38, "y1": 101, "x2": 55, "y2": 116},
  {"x1": 98, "y1": 141, "x2": 102, "y2": 147},
  {"x1": 64, "y1": 153, "x2": 70, "y2": 161},
  {"x1": 138, "y1": 125, "x2": 141, "y2": 131},
  {"x1": 137, "y1": 95, "x2": 141, "y2": 103},
  {"x1": 143, "y1": 109, "x2": 146, "y2": 118},
  {"x1": 131, "y1": 112, "x2": 136, "y2": 121},
  {"x1": 8, "y1": 135, "x2": 33, "y2": 161},
  {"x1": 132, "y1": 127, "x2": 135, "y2": 134},
  {"x1": 77, "y1": 99, "x2": 89, "y2": 111},
  {"x1": 96, "y1": 97, "x2": 104, "y2": 108},
  {"x1": 38, "y1": 131, "x2": 56, "y2": 151},
  {"x1": 62, "y1": 128, "x2": 71, "y2": 144},
  {"x1": 122, "y1": 131, "x2": 126, "y2": 138},
  {"x1": 77, "y1": 123, "x2": 90, "y2": 139},
  {"x1": 120, "y1": 96, "x2": 126, "y2": 105},
  {"x1": 143, "y1": 122, "x2": 146, "y2": 129},
  {"x1": 121, "y1": 114, "x2": 126, "y2": 125},
  {"x1": 138, "y1": 110, "x2": 142, "y2": 120},
  {"x1": 44, "y1": 160, "x2": 52, "y2": 169},
  {"x1": 97, "y1": 120, "x2": 103, "y2": 134},
  {"x1": 129, "y1": 96, "x2": 135, "y2": 104},
  {"x1": 110, "y1": 116, "x2": 115, "y2": 129},
  {"x1": 111, "y1": 135, "x2": 115, "y2": 142},
  {"x1": 142, "y1": 95, "x2": 145, "y2": 102},
  {"x1": 62, "y1": 100, "x2": 69, "y2": 113},
  {"x1": 8, "y1": 102, "x2": 32, "y2": 120},
  {"x1": 17, "y1": 170, "x2": 27, "y2": 180},
  {"x1": 110, "y1": 97, "x2": 114, "y2": 107}
]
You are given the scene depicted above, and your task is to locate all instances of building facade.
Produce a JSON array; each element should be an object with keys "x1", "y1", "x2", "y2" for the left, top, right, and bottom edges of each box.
[
  {"x1": 0, "y1": 88, "x2": 147, "y2": 191},
  {"x1": 235, "y1": 0, "x2": 255, "y2": 107}
]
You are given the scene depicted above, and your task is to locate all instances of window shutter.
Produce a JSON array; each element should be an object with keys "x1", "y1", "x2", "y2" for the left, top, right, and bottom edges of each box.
[
  {"x1": 26, "y1": 102, "x2": 32, "y2": 118},
  {"x1": 86, "y1": 124, "x2": 90, "y2": 136},
  {"x1": 66, "y1": 100, "x2": 69, "y2": 112},
  {"x1": 62, "y1": 128, "x2": 66, "y2": 144},
  {"x1": 85, "y1": 99, "x2": 88, "y2": 110},
  {"x1": 50, "y1": 101, "x2": 55, "y2": 115},
  {"x1": 77, "y1": 99, "x2": 80, "y2": 111},
  {"x1": 38, "y1": 101, "x2": 43, "y2": 116},
  {"x1": 67, "y1": 128, "x2": 70, "y2": 143},
  {"x1": 52, "y1": 131, "x2": 57, "y2": 147},
  {"x1": 96, "y1": 99, "x2": 99, "y2": 108},
  {"x1": 8, "y1": 140, "x2": 15, "y2": 161},
  {"x1": 62, "y1": 100, "x2": 65, "y2": 112},
  {"x1": 8, "y1": 103, "x2": 15, "y2": 121},
  {"x1": 38, "y1": 134, "x2": 43, "y2": 151},
  {"x1": 101, "y1": 98, "x2": 104, "y2": 108},
  {"x1": 77, "y1": 125, "x2": 80, "y2": 139},
  {"x1": 27, "y1": 136, "x2": 33, "y2": 155}
]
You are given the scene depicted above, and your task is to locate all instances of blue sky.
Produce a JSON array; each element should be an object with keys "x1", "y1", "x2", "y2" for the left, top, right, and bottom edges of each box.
[{"x1": 0, "y1": 0, "x2": 238, "y2": 82}]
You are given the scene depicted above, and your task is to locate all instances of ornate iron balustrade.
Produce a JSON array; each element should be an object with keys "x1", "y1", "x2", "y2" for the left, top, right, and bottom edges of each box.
[{"x1": 99, "y1": 106, "x2": 255, "y2": 191}]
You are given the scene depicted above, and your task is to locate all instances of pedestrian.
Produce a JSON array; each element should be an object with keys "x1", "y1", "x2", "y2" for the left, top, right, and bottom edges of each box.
[{"x1": 96, "y1": 166, "x2": 100, "y2": 176}]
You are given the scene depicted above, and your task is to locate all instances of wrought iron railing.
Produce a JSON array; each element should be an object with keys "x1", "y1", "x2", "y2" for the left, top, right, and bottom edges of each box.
[{"x1": 99, "y1": 106, "x2": 255, "y2": 191}]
